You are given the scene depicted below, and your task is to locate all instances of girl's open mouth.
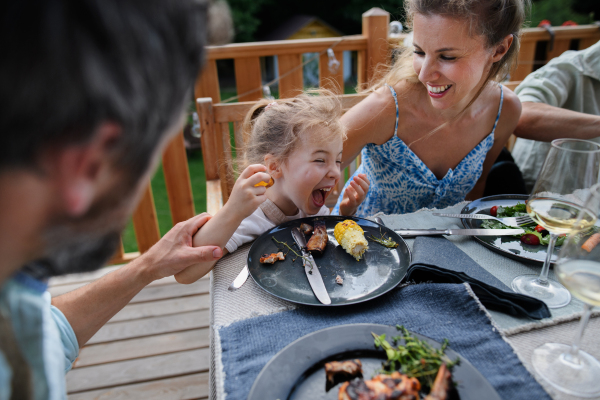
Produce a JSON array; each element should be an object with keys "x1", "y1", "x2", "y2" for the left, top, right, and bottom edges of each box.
[{"x1": 311, "y1": 187, "x2": 332, "y2": 208}]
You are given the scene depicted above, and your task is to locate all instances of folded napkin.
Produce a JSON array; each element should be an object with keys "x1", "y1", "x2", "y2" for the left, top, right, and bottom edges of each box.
[
  {"x1": 218, "y1": 283, "x2": 550, "y2": 400},
  {"x1": 406, "y1": 236, "x2": 551, "y2": 320}
]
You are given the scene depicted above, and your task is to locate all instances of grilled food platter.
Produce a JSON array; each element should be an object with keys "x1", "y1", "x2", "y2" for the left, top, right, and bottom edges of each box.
[
  {"x1": 247, "y1": 216, "x2": 411, "y2": 306},
  {"x1": 248, "y1": 323, "x2": 501, "y2": 400}
]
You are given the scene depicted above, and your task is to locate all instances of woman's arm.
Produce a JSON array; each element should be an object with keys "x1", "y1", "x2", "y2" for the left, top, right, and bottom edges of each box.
[
  {"x1": 467, "y1": 88, "x2": 522, "y2": 200},
  {"x1": 340, "y1": 87, "x2": 398, "y2": 169}
]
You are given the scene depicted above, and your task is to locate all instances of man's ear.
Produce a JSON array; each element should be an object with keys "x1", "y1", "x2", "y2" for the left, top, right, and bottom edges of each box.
[
  {"x1": 53, "y1": 123, "x2": 122, "y2": 217},
  {"x1": 263, "y1": 154, "x2": 283, "y2": 179},
  {"x1": 492, "y1": 34, "x2": 513, "y2": 63}
]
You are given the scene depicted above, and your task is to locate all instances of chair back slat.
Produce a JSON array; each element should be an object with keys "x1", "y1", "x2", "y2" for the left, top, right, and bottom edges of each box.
[
  {"x1": 162, "y1": 132, "x2": 195, "y2": 224},
  {"x1": 195, "y1": 60, "x2": 221, "y2": 103},
  {"x1": 218, "y1": 121, "x2": 235, "y2": 203},
  {"x1": 546, "y1": 38, "x2": 573, "y2": 62},
  {"x1": 233, "y1": 121, "x2": 244, "y2": 150},
  {"x1": 511, "y1": 40, "x2": 536, "y2": 81},
  {"x1": 234, "y1": 57, "x2": 263, "y2": 102},
  {"x1": 197, "y1": 98, "x2": 219, "y2": 181},
  {"x1": 319, "y1": 49, "x2": 344, "y2": 94},
  {"x1": 132, "y1": 185, "x2": 161, "y2": 253},
  {"x1": 278, "y1": 54, "x2": 304, "y2": 98}
]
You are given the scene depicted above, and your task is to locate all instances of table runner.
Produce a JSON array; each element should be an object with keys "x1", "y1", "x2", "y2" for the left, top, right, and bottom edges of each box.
[
  {"x1": 209, "y1": 202, "x2": 600, "y2": 400},
  {"x1": 218, "y1": 283, "x2": 550, "y2": 400}
]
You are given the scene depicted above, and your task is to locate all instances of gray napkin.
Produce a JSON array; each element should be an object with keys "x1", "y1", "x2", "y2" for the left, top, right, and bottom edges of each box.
[{"x1": 405, "y1": 236, "x2": 551, "y2": 320}]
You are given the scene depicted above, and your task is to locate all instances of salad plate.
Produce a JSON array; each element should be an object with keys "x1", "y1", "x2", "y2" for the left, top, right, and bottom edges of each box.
[
  {"x1": 460, "y1": 194, "x2": 557, "y2": 264},
  {"x1": 248, "y1": 323, "x2": 500, "y2": 400}
]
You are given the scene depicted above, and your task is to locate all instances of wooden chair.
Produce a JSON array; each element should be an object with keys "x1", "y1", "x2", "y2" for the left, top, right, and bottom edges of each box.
[{"x1": 197, "y1": 93, "x2": 368, "y2": 215}]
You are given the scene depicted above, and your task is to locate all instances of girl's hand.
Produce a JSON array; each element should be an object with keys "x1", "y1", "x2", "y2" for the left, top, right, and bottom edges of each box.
[
  {"x1": 339, "y1": 174, "x2": 370, "y2": 216},
  {"x1": 226, "y1": 164, "x2": 270, "y2": 220}
]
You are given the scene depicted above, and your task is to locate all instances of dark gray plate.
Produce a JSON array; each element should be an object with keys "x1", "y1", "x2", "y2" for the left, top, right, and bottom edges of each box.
[
  {"x1": 247, "y1": 216, "x2": 411, "y2": 306},
  {"x1": 248, "y1": 323, "x2": 501, "y2": 400},
  {"x1": 461, "y1": 194, "x2": 557, "y2": 265}
]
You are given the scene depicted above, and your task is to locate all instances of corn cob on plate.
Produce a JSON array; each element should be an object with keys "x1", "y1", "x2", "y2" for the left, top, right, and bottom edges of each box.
[{"x1": 334, "y1": 220, "x2": 369, "y2": 261}]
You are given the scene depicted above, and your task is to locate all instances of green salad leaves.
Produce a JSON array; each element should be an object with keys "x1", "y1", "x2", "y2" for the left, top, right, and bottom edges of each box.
[{"x1": 480, "y1": 202, "x2": 565, "y2": 246}]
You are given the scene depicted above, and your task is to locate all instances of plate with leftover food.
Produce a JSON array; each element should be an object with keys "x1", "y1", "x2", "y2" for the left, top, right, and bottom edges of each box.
[
  {"x1": 461, "y1": 194, "x2": 561, "y2": 264},
  {"x1": 248, "y1": 323, "x2": 500, "y2": 400},
  {"x1": 247, "y1": 215, "x2": 411, "y2": 306}
]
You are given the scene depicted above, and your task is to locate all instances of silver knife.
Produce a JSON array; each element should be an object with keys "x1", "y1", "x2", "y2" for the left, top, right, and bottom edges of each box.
[
  {"x1": 228, "y1": 265, "x2": 249, "y2": 291},
  {"x1": 290, "y1": 227, "x2": 331, "y2": 305},
  {"x1": 393, "y1": 228, "x2": 524, "y2": 238}
]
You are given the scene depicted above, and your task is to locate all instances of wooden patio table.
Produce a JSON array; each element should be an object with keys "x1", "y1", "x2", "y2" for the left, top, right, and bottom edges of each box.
[{"x1": 208, "y1": 202, "x2": 600, "y2": 400}]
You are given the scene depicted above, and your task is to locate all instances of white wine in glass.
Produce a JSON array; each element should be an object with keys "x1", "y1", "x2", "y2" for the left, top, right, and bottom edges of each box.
[
  {"x1": 532, "y1": 183, "x2": 600, "y2": 397},
  {"x1": 512, "y1": 139, "x2": 600, "y2": 308}
]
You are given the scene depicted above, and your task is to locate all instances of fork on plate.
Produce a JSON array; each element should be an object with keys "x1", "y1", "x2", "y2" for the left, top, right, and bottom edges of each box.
[{"x1": 432, "y1": 213, "x2": 534, "y2": 227}]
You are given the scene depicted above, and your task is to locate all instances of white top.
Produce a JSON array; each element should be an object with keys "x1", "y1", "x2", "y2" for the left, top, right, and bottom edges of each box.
[
  {"x1": 225, "y1": 199, "x2": 330, "y2": 254},
  {"x1": 512, "y1": 40, "x2": 600, "y2": 191}
]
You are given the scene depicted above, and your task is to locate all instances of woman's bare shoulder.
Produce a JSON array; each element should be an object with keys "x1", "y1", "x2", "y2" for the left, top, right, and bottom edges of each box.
[{"x1": 494, "y1": 84, "x2": 522, "y2": 141}]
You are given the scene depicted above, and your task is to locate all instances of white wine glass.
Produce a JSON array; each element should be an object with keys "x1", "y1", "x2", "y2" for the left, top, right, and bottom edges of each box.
[
  {"x1": 512, "y1": 139, "x2": 600, "y2": 308},
  {"x1": 532, "y1": 183, "x2": 600, "y2": 397}
]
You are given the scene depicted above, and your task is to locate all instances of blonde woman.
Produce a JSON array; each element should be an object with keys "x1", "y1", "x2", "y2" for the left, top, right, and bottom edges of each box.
[{"x1": 333, "y1": 0, "x2": 527, "y2": 217}]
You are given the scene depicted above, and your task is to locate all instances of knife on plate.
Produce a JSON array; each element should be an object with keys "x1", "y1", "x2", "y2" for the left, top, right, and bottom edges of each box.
[
  {"x1": 393, "y1": 228, "x2": 524, "y2": 238},
  {"x1": 290, "y1": 227, "x2": 331, "y2": 305},
  {"x1": 228, "y1": 265, "x2": 249, "y2": 291}
]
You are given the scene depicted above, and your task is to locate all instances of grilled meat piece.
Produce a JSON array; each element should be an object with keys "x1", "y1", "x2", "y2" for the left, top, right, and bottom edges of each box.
[
  {"x1": 259, "y1": 252, "x2": 285, "y2": 264},
  {"x1": 424, "y1": 364, "x2": 451, "y2": 400},
  {"x1": 339, "y1": 372, "x2": 421, "y2": 400},
  {"x1": 307, "y1": 221, "x2": 328, "y2": 254},
  {"x1": 300, "y1": 223, "x2": 313, "y2": 235},
  {"x1": 325, "y1": 360, "x2": 363, "y2": 391},
  {"x1": 335, "y1": 275, "x2": 344, "y2": 285}
]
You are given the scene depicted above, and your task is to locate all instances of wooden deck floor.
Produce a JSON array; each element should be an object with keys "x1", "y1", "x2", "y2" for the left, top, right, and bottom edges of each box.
[{"x1": 48, "y1": 266, "x2": 210, "y2": 400}]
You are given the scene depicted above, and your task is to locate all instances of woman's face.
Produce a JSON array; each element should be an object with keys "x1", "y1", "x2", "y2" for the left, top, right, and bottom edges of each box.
[{"x1": 412, "y1": 13, "x2": 494, "y2": 112}]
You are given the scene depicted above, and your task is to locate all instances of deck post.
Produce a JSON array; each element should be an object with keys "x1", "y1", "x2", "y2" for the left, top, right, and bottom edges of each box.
[{"x1": 362, "y1": 8, "x2": 390, "y2": 88}]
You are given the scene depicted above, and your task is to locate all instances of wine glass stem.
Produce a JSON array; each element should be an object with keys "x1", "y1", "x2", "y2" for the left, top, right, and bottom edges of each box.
[
  {"x1": 566, "y1": 303, "x2": 594, "y2": 364},
  {"x1": 538, "y1": 233, "x2": 558, "y2": 284}
]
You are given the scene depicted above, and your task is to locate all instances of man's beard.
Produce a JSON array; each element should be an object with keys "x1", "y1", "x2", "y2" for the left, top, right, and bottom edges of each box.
[{"x1": 34, "y1": 184, "x2": 135, "y2": 278}]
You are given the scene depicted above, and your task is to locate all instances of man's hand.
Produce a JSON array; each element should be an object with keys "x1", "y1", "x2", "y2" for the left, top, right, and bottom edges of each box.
[
  {"x1": 140, "y1": 213, "x2": 223, "y2": 281},
  {"x1": 339, "y1": 173, "x2": 370, "y2": 216}
]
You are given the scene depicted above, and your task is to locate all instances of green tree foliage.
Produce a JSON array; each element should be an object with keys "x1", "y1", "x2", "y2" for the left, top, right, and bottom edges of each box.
[
  {"x1": 228, "y1": 0, "x2": 405, "y2": 42},
  {"x1": 530, "y1": 0, "x2": 594, "y2": 27}
]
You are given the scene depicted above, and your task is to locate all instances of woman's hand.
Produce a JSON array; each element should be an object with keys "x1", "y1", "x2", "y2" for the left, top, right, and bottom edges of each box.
[
  {"x1": 339, "y1": 173, "x2": 370, "y2": 216},
  {"x1": 225, "y1": 164, "x2": 270, "y2": 220}
]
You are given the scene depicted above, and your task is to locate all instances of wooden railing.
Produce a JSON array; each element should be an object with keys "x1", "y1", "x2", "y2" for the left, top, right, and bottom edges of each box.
[{"x1": 110, "y1": 8, "x2": 600, "y2": 265}]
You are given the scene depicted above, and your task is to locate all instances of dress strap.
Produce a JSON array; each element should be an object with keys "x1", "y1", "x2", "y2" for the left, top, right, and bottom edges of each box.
[
  {"x1": 385, "y1": 83, "x2": 399, "y2": 137},
  {"x1": 490, "y1": 84, "x2": 504, "y2": 135}
]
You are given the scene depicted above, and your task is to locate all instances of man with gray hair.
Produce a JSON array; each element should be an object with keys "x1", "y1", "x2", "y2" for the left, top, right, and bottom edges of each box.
[{"x1": 0, "y1": 0, "x2": 225, "y2": 397}]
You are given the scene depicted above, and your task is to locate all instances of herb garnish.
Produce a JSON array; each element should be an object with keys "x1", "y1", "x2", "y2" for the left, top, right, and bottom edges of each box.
[
  {"x1": 372, "y1": 325, "x2": 459, "y2": 390},
  {"x1": 271, "y1": 236, "x2": 315, "y2": 272},
  {"x1": 368, "y1": 228, "x2": 399, "y2": 248}
]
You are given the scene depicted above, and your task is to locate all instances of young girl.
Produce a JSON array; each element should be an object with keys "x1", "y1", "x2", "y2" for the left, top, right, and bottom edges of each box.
[
  {"x1": 333, "y1": 0, "x2": 526, "y2": 217},
  {"x1": 175, "y1": 92, "x2": 370, "y2": 284}
]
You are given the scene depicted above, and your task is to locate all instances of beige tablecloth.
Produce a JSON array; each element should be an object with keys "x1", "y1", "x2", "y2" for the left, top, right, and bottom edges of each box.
[{"x1": 209, "y1": 202, "x2": 600, "y2": 400}]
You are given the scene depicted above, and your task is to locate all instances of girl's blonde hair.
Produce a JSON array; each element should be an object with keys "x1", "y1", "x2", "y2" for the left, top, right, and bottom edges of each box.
[
  {"x1": 239, "y1": 90, "x2": 346, "y2": 171},
  {"x1": 370, "y1": 0, "x2": 529, "y2": 145}
]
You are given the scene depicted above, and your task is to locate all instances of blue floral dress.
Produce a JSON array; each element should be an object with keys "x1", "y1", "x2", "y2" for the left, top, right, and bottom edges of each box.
[{"x1": 333, "y1": 84, "x2": 503, "y2": 217}]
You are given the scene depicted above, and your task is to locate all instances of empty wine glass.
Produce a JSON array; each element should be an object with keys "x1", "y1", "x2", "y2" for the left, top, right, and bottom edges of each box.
[
  {"x1": 532, "y1": 183, "x2": 600, "y2": 397},
  {"x1": 511, "y1": 139, "x2": 600, "y2": 308}
]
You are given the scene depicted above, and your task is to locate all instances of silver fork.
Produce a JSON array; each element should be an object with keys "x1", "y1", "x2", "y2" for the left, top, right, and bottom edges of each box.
[{"x1": 432, "y1": 213, "x2": 534, "y2": 227}]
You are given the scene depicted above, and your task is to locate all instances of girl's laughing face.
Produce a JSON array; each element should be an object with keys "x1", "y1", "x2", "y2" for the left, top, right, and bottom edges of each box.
[{"x1": 273, "y1": 126, "x2": 342, "y2": 216}]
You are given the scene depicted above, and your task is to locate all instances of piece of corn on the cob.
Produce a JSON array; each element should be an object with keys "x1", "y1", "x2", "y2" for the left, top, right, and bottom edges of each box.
[
  {"x1": 334, "y1": 220, "x2": 368, "y2": 261},
  {"x1": 254, "y1": 176, "x2": 274, "y2": 188}
]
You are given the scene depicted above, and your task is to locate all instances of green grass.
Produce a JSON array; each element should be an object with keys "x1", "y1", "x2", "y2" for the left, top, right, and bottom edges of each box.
[{"x1": 122, "y1": 150, "x2": 207, "y2": 253}]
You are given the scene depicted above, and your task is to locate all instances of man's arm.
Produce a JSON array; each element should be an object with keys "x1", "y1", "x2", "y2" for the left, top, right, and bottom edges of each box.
[
  {"x1": 51, "y1": 213, "x2": 222, "y2": 347},
  {"x1": 515, "y1": 102, "x2": 600, "y2": 142}
]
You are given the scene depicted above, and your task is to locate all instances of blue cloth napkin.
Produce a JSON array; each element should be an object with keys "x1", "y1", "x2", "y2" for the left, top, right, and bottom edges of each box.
[
  {"x1": 406, "y1": 236, "x2": 551, "y2": 320},
  {"x1": 218, "y1": 283, "x2": 550, "y2": 400}
]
